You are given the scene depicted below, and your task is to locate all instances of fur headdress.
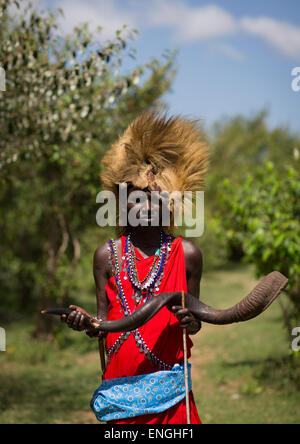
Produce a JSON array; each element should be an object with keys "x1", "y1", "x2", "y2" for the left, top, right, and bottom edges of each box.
[{"x1": 100, "y1": 111, "x2": 210, "y2": 234}]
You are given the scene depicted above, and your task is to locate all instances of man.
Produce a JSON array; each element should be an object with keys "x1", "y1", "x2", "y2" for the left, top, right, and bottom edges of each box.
[{"x1": 63, "y1": 111, "x2": 209, "y2": 423}]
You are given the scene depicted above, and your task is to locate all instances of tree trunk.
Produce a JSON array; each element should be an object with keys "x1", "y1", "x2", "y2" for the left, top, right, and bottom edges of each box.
[
  {"x1": 33, "y1": 288, "x2": 57, "y2": 341},
  {"x1": 33, "y1": 217, "x2": 59, "y2": 340}
]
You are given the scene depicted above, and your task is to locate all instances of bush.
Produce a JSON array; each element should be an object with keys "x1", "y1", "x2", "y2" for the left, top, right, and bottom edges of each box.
[{"x1": 217, "y1": 160, "x2": 300, "y2": 331}]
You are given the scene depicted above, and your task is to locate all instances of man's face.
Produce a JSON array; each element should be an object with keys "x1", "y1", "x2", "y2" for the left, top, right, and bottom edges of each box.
[{"x1": 126, "y1": 183, "x2": 167, "y2": 227}]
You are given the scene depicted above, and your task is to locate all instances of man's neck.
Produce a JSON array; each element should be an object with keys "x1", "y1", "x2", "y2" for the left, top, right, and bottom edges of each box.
[{"x1": 129, "y1": 227, "x2": 162, "y2": 251}]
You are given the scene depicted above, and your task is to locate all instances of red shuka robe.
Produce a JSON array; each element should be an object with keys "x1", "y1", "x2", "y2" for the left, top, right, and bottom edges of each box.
[{"x1": 103, "y1": 234, "x2": 201, "y2": 424}]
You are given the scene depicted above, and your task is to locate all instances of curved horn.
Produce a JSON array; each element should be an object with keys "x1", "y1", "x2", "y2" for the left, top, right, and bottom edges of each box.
[
  {"x1": 41, "y1": 308, "x2": 72, "y2": 316},
  {"x1": 42, "y1": 271, "x2": 288, "y2": 333},
  {"x1": 96, "y1": 271, "x2": 288, "y2": 332}
]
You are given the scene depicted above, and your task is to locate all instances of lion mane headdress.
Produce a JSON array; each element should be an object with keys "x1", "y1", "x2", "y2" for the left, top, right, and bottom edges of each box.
[{"x1": 100, "y1": 111, "x2": 210, "y2": 235}]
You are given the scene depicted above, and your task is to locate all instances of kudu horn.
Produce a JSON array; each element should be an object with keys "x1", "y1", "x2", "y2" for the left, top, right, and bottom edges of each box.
[{"x1": 42, "y1": 271, "x2": 288, "y2": 333}]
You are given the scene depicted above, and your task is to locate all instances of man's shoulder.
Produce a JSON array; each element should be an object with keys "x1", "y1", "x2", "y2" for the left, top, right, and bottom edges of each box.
[
  {"x1": 181, "y1": 238, "x2": 202, "y2": 256},
  {"x1": 93, "y1": 238, "x2": 121, "y2": 266},
  {"x1": 181, "y1": 238, "x2": 203, "y2": 271}
]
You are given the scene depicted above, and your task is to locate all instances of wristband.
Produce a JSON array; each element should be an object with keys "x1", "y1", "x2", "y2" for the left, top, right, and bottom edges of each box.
[{"x1": 85, "y1": 317, "x2": 106, "y2": 338}]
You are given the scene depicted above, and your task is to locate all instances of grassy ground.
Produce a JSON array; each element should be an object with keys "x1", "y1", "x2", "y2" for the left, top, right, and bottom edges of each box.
[
  {"x1": 0, "y1": 264, "x2": 299, "y2": 424},
  {"x1": 192, "y1": 265, "x2": 300, "y2": 424}
]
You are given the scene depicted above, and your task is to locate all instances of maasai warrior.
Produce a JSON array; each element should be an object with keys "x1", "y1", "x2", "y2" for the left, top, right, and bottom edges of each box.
[
  {"x1": 46, "y1": 111, "x2": 288, "y2": 423},
  {"x1": 63, "y1": 112, "x2": 209, "y2": 424}
]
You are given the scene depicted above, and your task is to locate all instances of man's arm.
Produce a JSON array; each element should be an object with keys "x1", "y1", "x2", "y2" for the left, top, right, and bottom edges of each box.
[
  {"x1": 61, "y1": 242, "x2": 110, "y2": 334},
  {"x1": 93, "y1": 242, "x2": 110, "y2": 321},
  {"x1": 170, "y1": 239, "x2": 203, "y2": 334},
  {"x1": 183, "y1": 239, "x2": 202, "y2": 300}
]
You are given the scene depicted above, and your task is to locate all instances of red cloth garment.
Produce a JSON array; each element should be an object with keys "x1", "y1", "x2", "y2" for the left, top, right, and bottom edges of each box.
[{"x1": 103, "y1": 234, "x2": 201, "y2": 424}]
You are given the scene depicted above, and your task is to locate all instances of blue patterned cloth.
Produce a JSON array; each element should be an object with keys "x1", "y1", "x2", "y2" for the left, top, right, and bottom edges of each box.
[{"x1": 90, "y1": 363, "x2": 192, "y2": 421}]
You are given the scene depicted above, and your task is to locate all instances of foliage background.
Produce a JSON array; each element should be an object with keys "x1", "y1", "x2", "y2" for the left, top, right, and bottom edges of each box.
[{"x1": 0, "y1": 0, "x2": 299, "y2": 424}]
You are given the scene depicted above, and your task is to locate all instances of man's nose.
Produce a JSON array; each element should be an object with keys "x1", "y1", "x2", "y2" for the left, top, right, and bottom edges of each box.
[
  {"x1": 140, "y1": 193, "x2": 152, "y2": 215},
  {"x1": 145, "y1": 194, "x2": 151, "y2": 211}
]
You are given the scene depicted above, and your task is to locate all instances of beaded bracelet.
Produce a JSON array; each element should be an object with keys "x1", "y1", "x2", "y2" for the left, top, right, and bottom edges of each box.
[{"x1": 85, "y1": 317, "x2": 107, "y2": 339}]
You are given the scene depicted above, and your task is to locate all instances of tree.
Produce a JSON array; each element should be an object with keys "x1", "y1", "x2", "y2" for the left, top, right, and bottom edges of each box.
[
  {"x1": 208, "y1": 111, "x2": 299, "y2": 203},
  {"x1": 217, "y1": 159, "x2": 300, "y2": 332},
  {"x1": 207, "y1": 112, "x2": 300, "y2": 261},
  {"x1": 0, "y1": 0, "x2": 176, "y2": 337}
]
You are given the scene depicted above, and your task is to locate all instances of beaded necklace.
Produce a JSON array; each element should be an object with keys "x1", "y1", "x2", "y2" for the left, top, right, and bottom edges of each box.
[
  {"x1": 106, "y1": 233, "x2": 174, "y2": 370},
  {"x1": 124, "y1": 231, "x2": 172, "y2": 305}
]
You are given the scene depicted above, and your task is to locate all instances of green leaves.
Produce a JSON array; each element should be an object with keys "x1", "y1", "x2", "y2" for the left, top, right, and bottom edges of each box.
[
  {"x1": 0, "y1": 0, "x2": 176, "y2": 332},
  {"x1": 218, "y1": 160, "x2": 300, "y2": 328},
  {"x1": 0, "y1": 1, "x2": 175, "y2": 173}
]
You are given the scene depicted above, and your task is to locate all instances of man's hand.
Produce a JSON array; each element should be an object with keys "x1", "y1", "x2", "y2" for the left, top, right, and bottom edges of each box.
[
  {"x1": 170, "y1": 305, "x2": 201, "y2": 334},
  {"x1": 61, "y1": 305, "x2": 95, "y2": 332}
]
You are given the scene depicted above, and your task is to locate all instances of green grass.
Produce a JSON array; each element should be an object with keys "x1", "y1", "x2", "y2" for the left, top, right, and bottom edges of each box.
[
  {"x1": 0, "y1": 264, "x2": 299, "y2": 424},
  {"x1": 0, "y1": 322, "x2": 101, "y2": 424}
]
